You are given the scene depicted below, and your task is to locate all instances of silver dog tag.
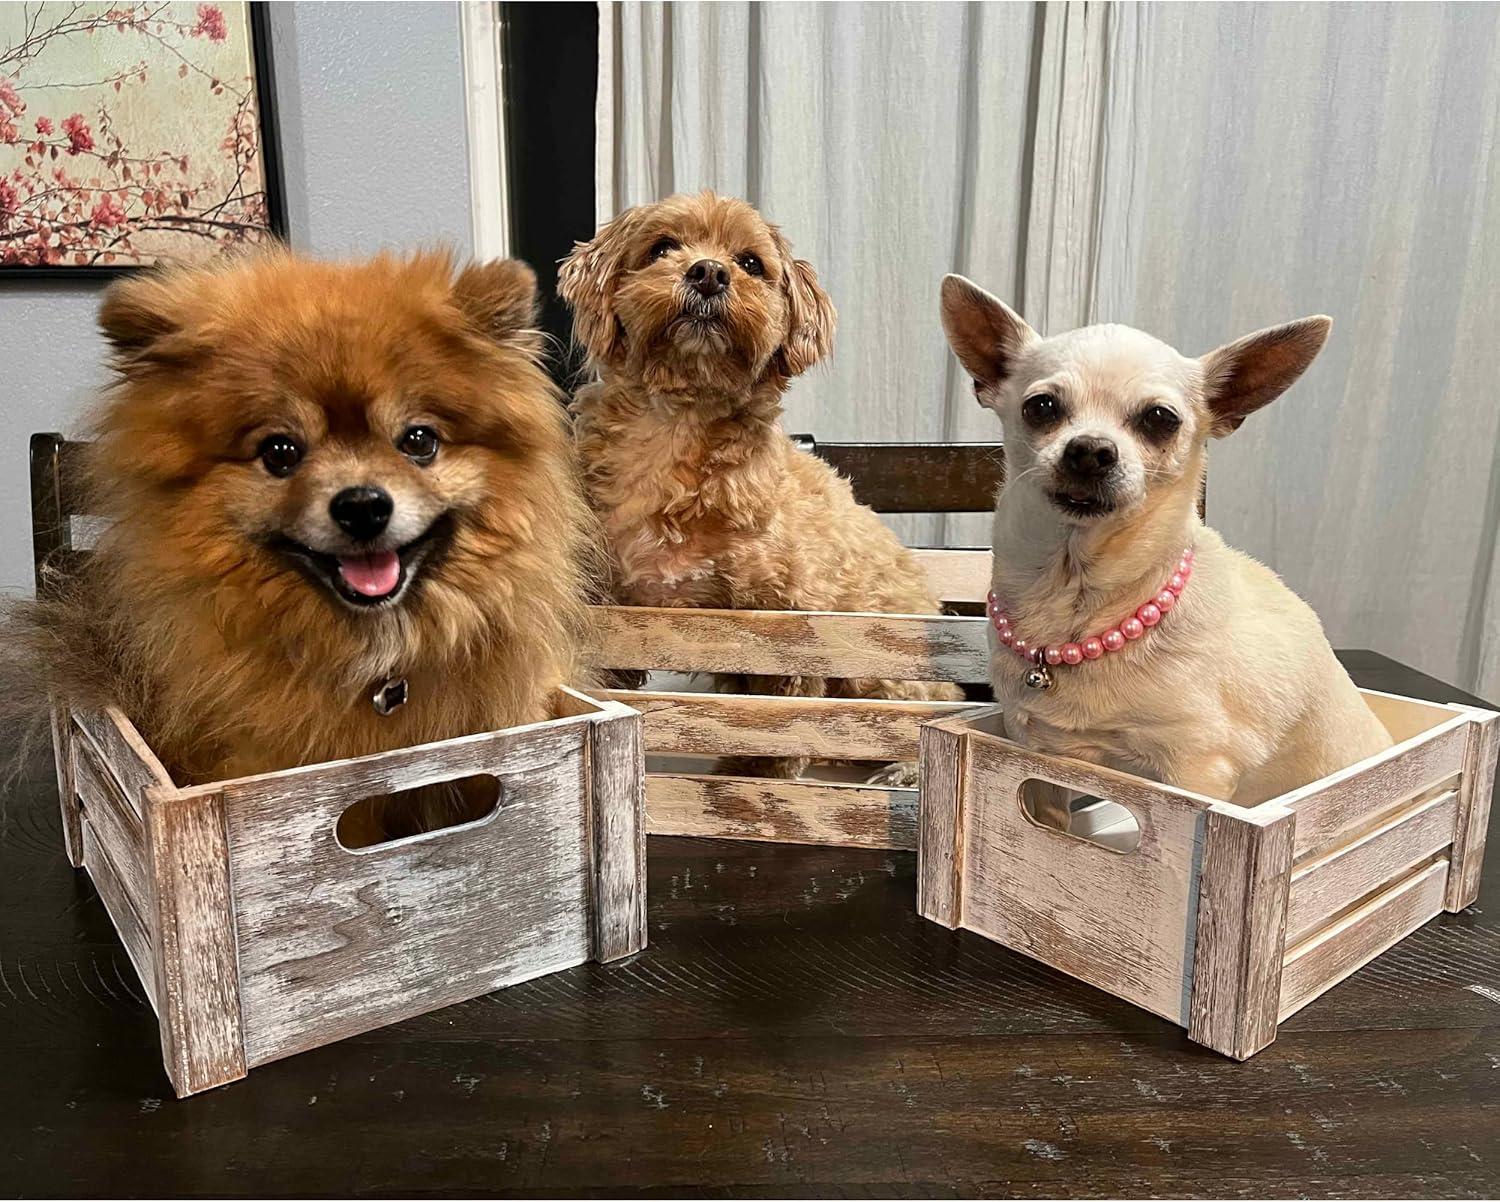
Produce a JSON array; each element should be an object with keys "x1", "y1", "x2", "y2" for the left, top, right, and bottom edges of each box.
[
  {"x1": 373, "y1": 676, "x2": 408, "y2": 715},
  {"x1": 1023, "y1": 664, "x2": 1053, "y2": 690}
]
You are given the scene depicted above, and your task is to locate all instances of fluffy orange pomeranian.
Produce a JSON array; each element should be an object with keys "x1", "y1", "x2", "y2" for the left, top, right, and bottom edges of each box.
[{"x1": 16, "y1": 249, "x2": 597, "y2": 841}]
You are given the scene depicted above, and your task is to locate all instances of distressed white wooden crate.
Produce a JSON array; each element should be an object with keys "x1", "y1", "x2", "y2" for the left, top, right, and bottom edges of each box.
[
  {"x1": 50, "y1": 688, "x2": 647, "y2": 1097},
  {"x1": 917, "y1": 691, "x2": 1498, "y2": 1059},
  {"x1": 594, "y1": 549, "x2": 992, "y2": 850}
]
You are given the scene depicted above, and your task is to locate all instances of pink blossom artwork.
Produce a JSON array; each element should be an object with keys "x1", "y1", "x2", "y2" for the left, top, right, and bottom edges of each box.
[{"x1": 1, "y1": 2, "x2": 280, "y2": 271}]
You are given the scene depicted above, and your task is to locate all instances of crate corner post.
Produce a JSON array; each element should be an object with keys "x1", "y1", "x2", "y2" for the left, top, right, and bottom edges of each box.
[
  {"x1": 142, "y1": 784, "x2": 247, "y2": 1098},
  {"x1": 917, "y1": 718, "x2": 969, "y2": 929},
  {"x1": 1187, "y1": 804, "x2": 1296, "y2": 1060},
  {"x1": 1445, "y1": 707, "x2": 1499, "y2": 913},
  {"x1": 51, "y1": 705, "x2": 83, "y2": 868},
  {"x1": 588, "y1": 703, "x2": 648, "y2": 963}
]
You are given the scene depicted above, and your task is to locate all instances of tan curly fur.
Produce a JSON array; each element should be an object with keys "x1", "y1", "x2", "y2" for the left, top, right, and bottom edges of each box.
[
  {"x1": 10, "y1": 248, "x2": 599, "y2": 841},
  {"x1": 559, "y1": 192, "x2": 961, "y2": 779}
]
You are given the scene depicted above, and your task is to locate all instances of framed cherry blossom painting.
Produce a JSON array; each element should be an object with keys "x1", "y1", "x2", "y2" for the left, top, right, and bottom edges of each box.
[{"x1": 0, "y1": 1, "x2": 284, "y2": 275}]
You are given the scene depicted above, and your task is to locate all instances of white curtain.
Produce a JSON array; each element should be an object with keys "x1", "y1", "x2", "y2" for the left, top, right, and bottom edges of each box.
[{"x1": 596, "y1": 0, "x2": 1500, "y2": 700}]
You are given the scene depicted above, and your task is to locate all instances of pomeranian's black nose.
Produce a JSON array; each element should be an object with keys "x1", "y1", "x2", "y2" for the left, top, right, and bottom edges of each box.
[
  {"x1": 330, "y1": 486, "x2": 393, "y2": 542},
  {"x1": 685, "y1": 259, "x2": 730, "y2": 298},
  {"x1": 1062, "y1": 436, "x2": 1119, "y2": 479}
]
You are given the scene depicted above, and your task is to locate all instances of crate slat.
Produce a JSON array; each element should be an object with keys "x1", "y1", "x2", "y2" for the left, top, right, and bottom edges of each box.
[
  {"x1": 144, "y1": 788, "x2": 246, "y2": 1096},
  {"x1": 73, "y1": 732, "x2": 151, "y2": 931},
  {"x1": 81, "y1": 824, "x2": 157, "y2": 1012},
  {"x1": 1447, "y1": 708, "x2": 1499, "y2": 911},
  {"x1": 73, "y1": 706, "x2": 174, "y2": 820},
  {"x1": 915, "y1": 719, "x2": 969, "y2": 929},
  {"x1": 588, "y1": 707, "x2": 648, "y2": 962},
  {"x1": 607, "y1": 688, "x2": 976, "y2": 761},
  {"x1": 1281, "y1": 715, "x2": 1470, "y2": 858},
  {"x1": 596, "y1": 605, "x2": 990, "y2": 683},
  {"x1": 1279, "y1": 856, "x2": 1450, "y2": 1022},
  {"x1": 646, "y1": 773, "x2": 917, "y2": 850},
  {"x1": 1287, "y1": 788, "x2": 1458, "y2": 945}
]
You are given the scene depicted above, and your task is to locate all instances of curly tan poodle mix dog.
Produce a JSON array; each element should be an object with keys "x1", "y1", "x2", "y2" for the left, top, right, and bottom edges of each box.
[{"x1": 560, "y1": 191, "x2": 962, "y2": 783}]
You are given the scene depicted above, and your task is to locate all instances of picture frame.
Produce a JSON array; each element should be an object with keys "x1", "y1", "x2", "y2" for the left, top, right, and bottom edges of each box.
[{"x1": 0, "y1": 1, "x2": 287, "y2": 280}]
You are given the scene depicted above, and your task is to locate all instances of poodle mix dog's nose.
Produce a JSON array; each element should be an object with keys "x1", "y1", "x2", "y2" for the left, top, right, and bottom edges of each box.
[
  {"x1": 685, "y1": 259, "x2": 730, "y2": 298},
  {"x1": 1062, "y1": 436, "x2": 1119, "y2": 479},
  {"x1": 330, "y1": 486, "x2": 394, "y2": 541}
]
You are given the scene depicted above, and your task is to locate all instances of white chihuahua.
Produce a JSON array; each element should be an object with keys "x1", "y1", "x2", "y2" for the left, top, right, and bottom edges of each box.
[{"x1": 940, "y1": 274, "x2": 1391, "y2": 819}]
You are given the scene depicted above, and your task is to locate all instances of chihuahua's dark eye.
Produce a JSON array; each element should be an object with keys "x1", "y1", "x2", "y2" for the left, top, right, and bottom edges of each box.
[
  {"x1": 736, "y1": 253, "x2": 764, "y2": 277},
  {"x1": 398, "y1": 426, "x2": 440, "y2": 464},
  {"x1": 1137, "y1": 404, "x2": 1182, "y2": 442},
  {"x1": 258, "y1": 434, "x2": 302, "y2": 477},
  {"x1": 1021, "y1": 394, "x2": 1063, "y2": 428},
  {"x1": 648, "y1": 237, "x2": 678, "y2": 262}
]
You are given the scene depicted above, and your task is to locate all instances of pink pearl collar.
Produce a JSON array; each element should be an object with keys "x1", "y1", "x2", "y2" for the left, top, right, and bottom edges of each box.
[{"x1": 987, "y1": 546, "x2": 1195, "y2": 677}]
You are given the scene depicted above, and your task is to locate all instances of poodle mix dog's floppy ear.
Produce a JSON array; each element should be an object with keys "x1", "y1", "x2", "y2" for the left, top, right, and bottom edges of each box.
[
  {"x1": 771, "y1": 227, "x2": 836, "y2": 379},
  {"x1": 1199, "y1": 316, "x2": 1332, "y2": 437},
  {"x1": 558, "y1": 206, "x2": 651, "y2": 364},
  {"x1": 452, "y1": 258, "x2": 543, "y2": 354},
  {"x1": 939, "y1": 274, "x2": 1036, "y2": 403}
]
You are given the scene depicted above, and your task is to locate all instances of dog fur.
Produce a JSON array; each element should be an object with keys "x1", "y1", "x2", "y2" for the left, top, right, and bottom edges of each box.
[
  {"x1": 13, "y1": 249, "x2": 597, "y2": 841},
  {"x1": 560, "y1": 192, "x2": 962, "y2": 779},
  {"x1": 941, "y1": 274, "x2": 1391, "y2": 815}
]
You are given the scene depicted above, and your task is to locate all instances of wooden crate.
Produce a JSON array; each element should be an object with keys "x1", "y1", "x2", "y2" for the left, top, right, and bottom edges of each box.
[
  {"x1": 591, "y1": 437, "x2": 1009, "y2": 852},
  {"x1": 50, "y1": 688, "x2": 647, "y2": 1097},
  {"x1": 31, "y1": 434, "x2": 646, "y2": 1098},
  {"x1": 917, "y1": 692, "x2": 1499, "y2": 1059}
]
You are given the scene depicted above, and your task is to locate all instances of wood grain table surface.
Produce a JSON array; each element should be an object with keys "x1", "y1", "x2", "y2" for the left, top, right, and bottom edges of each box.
[{"x1": 1, "y1": 651, "x2": 1495, "y2": 1199}]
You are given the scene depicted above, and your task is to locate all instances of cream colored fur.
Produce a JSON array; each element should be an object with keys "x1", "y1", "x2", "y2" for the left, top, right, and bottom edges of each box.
[
  {"x1": 561, "y1": 193, "x2": 962, "y2": 780},
  {"x1": 941, "y1": 275, "x2": 1391, "y2": 815}
]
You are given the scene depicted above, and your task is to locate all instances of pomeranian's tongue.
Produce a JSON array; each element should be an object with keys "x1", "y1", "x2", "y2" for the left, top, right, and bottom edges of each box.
[{"x1": 337, "y1": 551, "x2": 401, "y2": 598}]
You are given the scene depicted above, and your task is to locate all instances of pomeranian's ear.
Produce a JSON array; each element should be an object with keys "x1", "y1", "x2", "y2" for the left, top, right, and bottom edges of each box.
[
  {"x1": 452, "y1": 259, "x2": 541, "y2": 352},
  {"x1": 98, "y1": 272, "x2": 184, "y2": 361},
  {"x1": 770, "y1": 228, "x2": 836, "y2": 380},
  {"x1": 940, "y1": 275, "x2": 1036, "y2": 402},
  {"x1": 558, "y1": 206, "x2": 648, "y2": 364},
  {"x1": 1199, "y1": 316, "x2": 1331, "y2": 437}
]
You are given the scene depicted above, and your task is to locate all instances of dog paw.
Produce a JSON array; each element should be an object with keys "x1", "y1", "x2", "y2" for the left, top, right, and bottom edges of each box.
[{"x1": 866, "y1": 761, "x2": 921, "y2": 788}]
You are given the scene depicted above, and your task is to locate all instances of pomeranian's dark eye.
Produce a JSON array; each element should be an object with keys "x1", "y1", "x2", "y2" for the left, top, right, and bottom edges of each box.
[
  {"x1": 736, "y1": 253, "x2": 764, "y2": 277},
  {"x1": 1137, "y1": 404, "x2": 1182, "y2": 442},
  {"x1": 1021, "y1": 394, "x2": 1063, "y2": 428},
  {"x1": 398, "y1": 426, "x2": 440, "y2": 464},
  {"x1": 258, "y1": 434, "x2": 302, "y2": 477},
  {"x1": 648, "y1": 237, "x2": 678, "y2": 262}
]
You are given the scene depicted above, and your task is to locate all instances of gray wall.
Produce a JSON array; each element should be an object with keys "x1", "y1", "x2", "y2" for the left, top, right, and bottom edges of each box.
[{"x1": 0, "y1": 1, "x2": 473, "y2": 593}]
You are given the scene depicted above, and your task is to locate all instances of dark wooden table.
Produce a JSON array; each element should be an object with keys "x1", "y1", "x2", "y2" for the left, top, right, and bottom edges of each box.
[{"x1": 2, "y1": 651, "x2": 1496, "y2": 1199}]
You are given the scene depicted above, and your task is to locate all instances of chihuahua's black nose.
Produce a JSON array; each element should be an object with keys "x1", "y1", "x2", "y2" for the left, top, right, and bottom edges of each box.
[
  {"x1": 330, "y1": 486, "x2": 393, "y2": 542},
  {"x1": 1062, "y1": 436, "x2": 1119, "y2": 479},
  {"x1": 686, "y1": 259, "x2": 730, "y2": 298}
]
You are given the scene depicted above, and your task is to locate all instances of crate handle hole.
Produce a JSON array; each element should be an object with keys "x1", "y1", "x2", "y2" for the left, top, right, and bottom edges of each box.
[
  {"x1": 1018, "y1": 779, "x2": 1141, "y2": 853},
  {"x1": 335, "y1": 774, "x2": 503, "y2": 851}
]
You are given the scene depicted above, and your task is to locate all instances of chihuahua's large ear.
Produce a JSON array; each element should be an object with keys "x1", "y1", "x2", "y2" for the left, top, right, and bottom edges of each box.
[
  {"x1": 771, "y1": 229, "x2": 836, "y2": 378},
  {"x1": 1198, "y1": 316, "x2": 1332, "y2": 436},
  {"x1": 557, "y1": 206, "x2": 647, "y2": 364},
  {"x1": 940, "y1": 274, "x2": 1036, "y2": 397},
  {"x1": 453, "y1": 258, "x2": 541, "y2": 353}
]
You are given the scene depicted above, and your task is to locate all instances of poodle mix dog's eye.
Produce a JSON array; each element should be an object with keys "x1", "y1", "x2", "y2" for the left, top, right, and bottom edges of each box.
[
  {"x1": 648, "y1": 237, "x2": 679, "y2": 262},
  {"x1": 736, "y1": 253, "x2": 764, "y2": 277},
  {"x1": 1137, "y1": 404, "x2": 1182, "y2": 442},
  {"x1": 258, "y1": 433, "x2": 303, "y2": 477},
  {"x1": 398, "y1": 426, "x2": 440, "y2": 464},
  {"x1": 1021, "y1": 394, "x2": 1063, "y2": 428}
]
